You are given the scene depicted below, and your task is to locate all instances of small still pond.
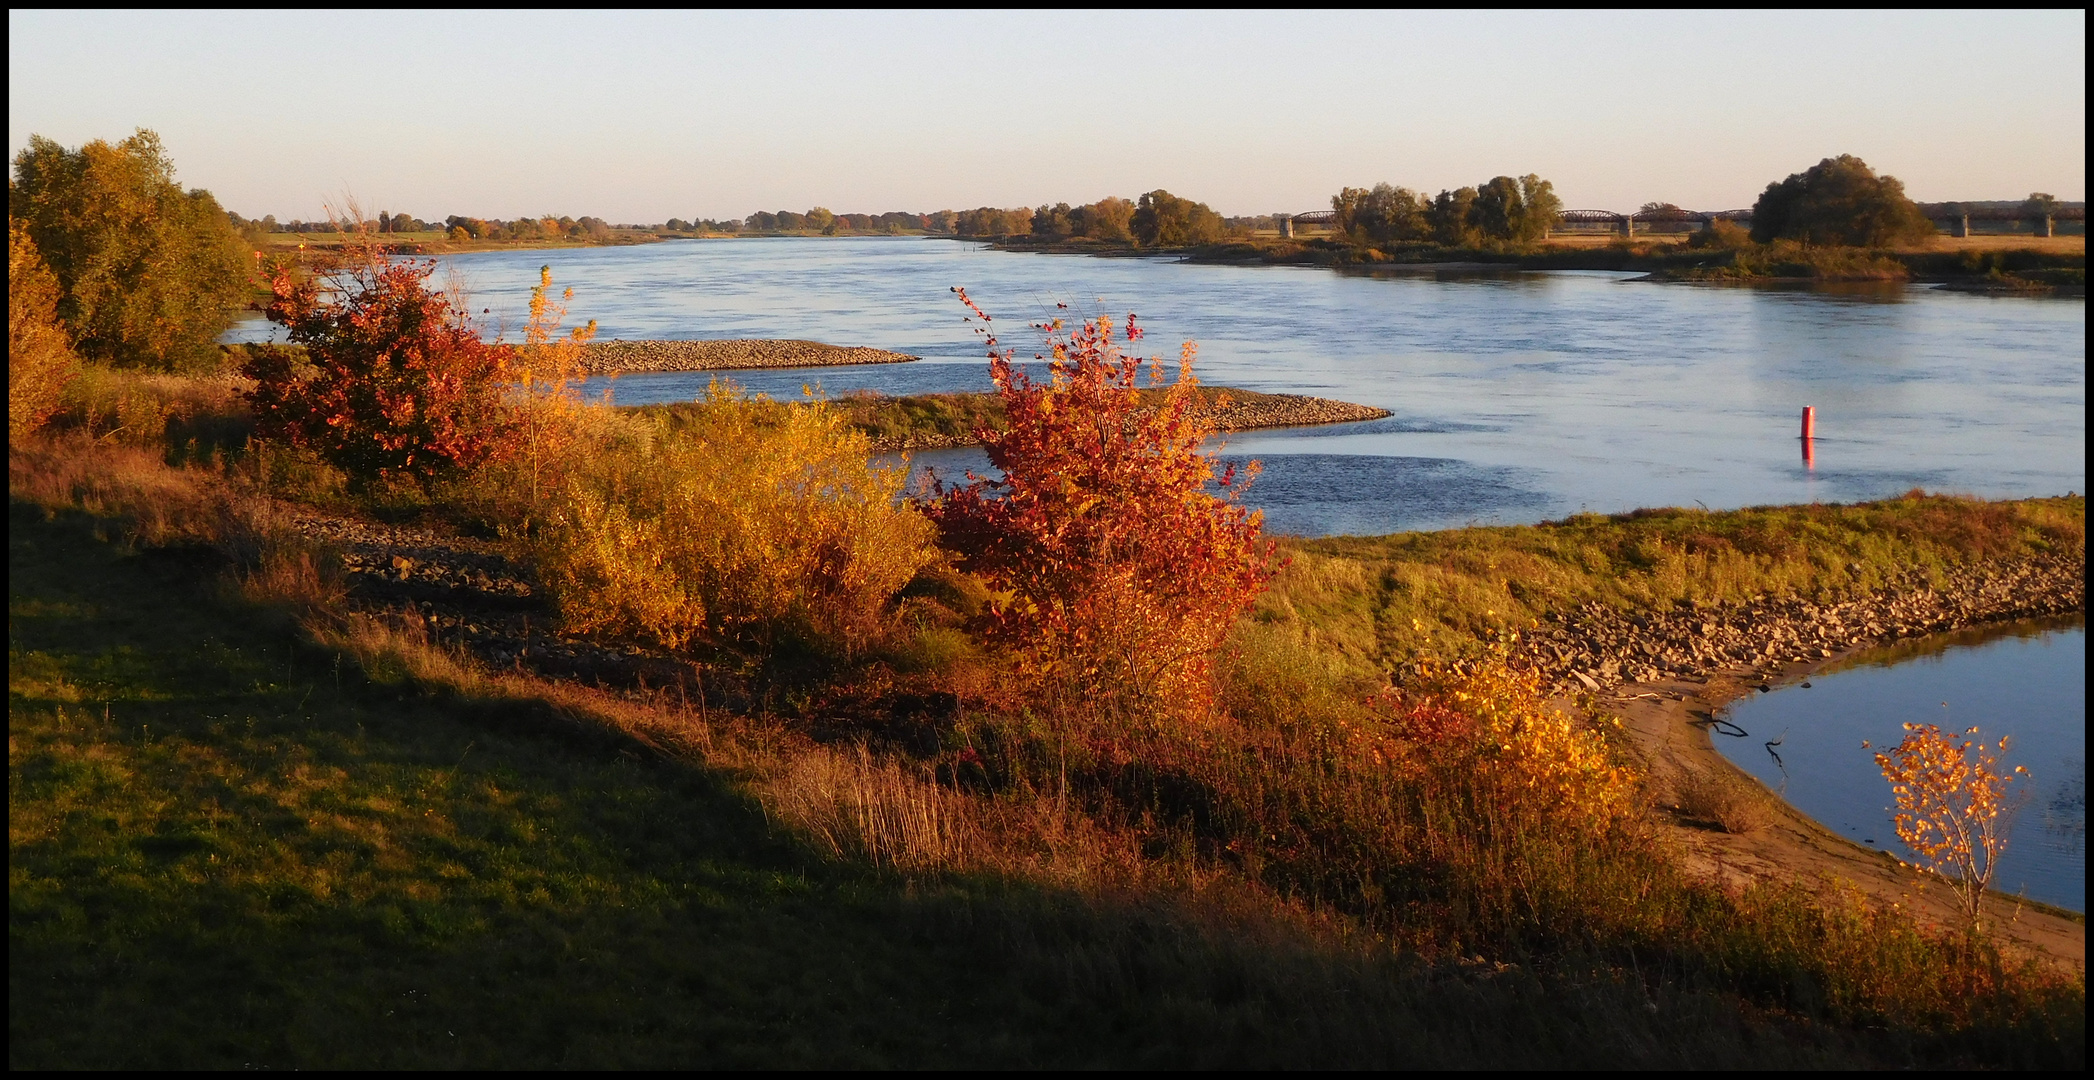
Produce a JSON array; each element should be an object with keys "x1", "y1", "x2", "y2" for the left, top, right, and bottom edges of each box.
[
  {"x1": 1714, "y1": 618, "x2": 2086, "y2": 913},
  {"x1": 224, "y1": 236, "x2": 2087, "y2": 537}
]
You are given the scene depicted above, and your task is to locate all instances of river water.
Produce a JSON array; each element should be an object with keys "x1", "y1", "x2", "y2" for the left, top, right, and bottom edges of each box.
[
  {"x1": 225, "y1": 236, "x2": 2086, "y2": 537},
  {"x1": 1715, "y1": 619, "x2": 2086, "y2": 913}
]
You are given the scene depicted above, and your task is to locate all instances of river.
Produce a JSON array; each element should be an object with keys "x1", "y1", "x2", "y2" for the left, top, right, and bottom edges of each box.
[{"x1": 224, "y1": 236, "x2": 2086, "y2": 537}]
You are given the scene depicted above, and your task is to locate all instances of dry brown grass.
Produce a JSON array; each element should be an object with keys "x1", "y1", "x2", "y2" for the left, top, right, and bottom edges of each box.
[
  {"x1": 1673, "y1": 766, "x2": 1770, "y2": 835},
  {"x1": 767, "y1": 744, "x2": 977, "y2": 870},
  {"x1": 1903, "y1": 234, "x2": 2085, "y2": 254}
]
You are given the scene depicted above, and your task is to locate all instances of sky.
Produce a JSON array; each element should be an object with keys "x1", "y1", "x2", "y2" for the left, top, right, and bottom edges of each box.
[{"x1": 9, "y1": 10, "x2": 2086, "y2": 223}]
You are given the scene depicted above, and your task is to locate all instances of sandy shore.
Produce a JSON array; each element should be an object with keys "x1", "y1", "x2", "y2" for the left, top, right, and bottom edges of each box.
[{"x1": 580, "y1": 339, "x2": 918, "y2": 374}]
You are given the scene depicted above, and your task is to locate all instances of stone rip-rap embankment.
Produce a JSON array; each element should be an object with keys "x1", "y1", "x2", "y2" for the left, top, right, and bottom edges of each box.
[
  {"x1": 1513, "y1": 551, "x2": 2086, "y2": 695},
  {"x1": 578, "y1": 339, "x2": 919, "y2": 374}
]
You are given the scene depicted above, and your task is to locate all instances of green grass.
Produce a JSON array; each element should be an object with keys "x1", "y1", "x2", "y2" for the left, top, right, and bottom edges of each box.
[
  {"x1": 634, "y1": 386, "x2": 1328, "y2": 448},
  {"x1": 14, "y1": 498, "x2": 1914, "y2": 1068},
  {"x1": 1257, "y1": 494, "x2": 2084, "y2": 670}
]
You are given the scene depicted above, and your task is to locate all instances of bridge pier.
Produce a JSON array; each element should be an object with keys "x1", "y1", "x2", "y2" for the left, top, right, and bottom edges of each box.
[
  {"x1": 2039, "y1": 214, "x2": 2055, "y2": 238},
  {"x1": 1621, "y1": 216, "x2": 1635, "y2": 239},
  {"x1": 1279, "y1": 215, "x2": 1294, "y2": 239},
  {"x1": 1953, "y1": 214, "x2": 1970, "y2": 238}
]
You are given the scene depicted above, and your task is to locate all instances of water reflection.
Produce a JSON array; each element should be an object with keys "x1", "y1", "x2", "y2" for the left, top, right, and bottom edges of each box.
[{"x1": 1716, "y1": 616, "x2": 2087, "y2": 912}]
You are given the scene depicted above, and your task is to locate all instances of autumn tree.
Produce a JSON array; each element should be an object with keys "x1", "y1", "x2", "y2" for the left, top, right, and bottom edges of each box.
[
  {"x1": 1332, "y1": 183, "x2": 1428, "y2": 245},
  {"x1": 930, "y1": 288, "x2": 1279, "y2": 729},
  {"x1": 1068, "y1": 196, "x2": 1133, "y2": 241},
  {"x1": 1749, "y1": 154, "x2": 1934, "y2": 247},
  {"x1": 1032, "y1": 202, "x2": 1075, "y2": 238},
  {"x1": 1428, "y1": 186, "x2": 1479, "y2": 246},
  {"x1": 1869, "y1": 723, "x2": 2027, "y2": 935},
  {"x1": 1130, "y1": 190, "x2": 1224, "y2": 247},
  {"x1": 955, "y1": 206, "x2": 1034, "y2": 237},
  {"x1": 8, "y1": 215, "x2": 80, "y2": 443},
  {"x1": 1467, "y1": 174, "x2": 1561, "y2": 243},
  {"x1": 242, "y1": 248, "x2": 517, "y2": 486},
  {"x1": 9, "y1": 129, "x2": 250, "y2": 370}
]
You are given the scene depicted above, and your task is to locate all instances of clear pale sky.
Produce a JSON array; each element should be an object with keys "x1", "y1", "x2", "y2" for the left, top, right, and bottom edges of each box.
[{"x1": 9, "y1": 9, "x2": 2085, "y2": 222}]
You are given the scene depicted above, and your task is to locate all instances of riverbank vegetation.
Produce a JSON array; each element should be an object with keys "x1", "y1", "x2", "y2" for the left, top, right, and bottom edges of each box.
[
  {"x1": 11, "y1": 136, "x2": 2087, "y2": 1067},
  {"x1": 635, "y1": 383, "x2": 1377, "y2": 451},
  {"x1": 12, "y1": 214, "x2": 2086, "y2": 1065}
]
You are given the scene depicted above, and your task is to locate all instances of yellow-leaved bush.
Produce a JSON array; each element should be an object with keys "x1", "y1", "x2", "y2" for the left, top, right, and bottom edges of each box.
[{"x1": 536, "y1": 385, "x2": 938, "y2": 658}]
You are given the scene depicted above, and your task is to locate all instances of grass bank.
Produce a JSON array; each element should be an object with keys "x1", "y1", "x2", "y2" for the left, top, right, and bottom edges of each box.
[
  {"x1": 12, "y1": 483, "x2": 1915, "y2": 1069},
  {"x1": 635, "y1": 385, "x2": 1388, "y2": 452},
  {"x1": 1259, "y1": 496, "x2": 2086, "y2": 670},
  {"x1": 990, "y1": 234, "x2": 2087, "y2": 290},
  {"x1": 10, "y1": 365, "x2": 2086, "y2": 1068}
]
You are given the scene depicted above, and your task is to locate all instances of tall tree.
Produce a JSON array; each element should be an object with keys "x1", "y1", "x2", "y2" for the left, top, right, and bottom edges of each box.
[
  {"x1": 1517, "y1": 174, "x2": 1563, "y2": 241},
  {"x1": 9, "y1": 215, "x2": 80, "y2": 441},
  {"x1": 1130, "y1": 190, "x2": 1223, "y2": 247},
  {"x1": 1749, "y1": 155, "x2": 1934, "y2": 247},
  {"x1": 9, "y1": 129, "x2": 251, "y2": 370},
  {"x1": 1429, "y1": 187, "x2": 1479, "y2": 246},
  {"x1": 1070, "y1": 196, "x2": 1133, "y2": 241},
  {"x1": 1333, "y1": 183, "x2": 1426, "y2": 245}
]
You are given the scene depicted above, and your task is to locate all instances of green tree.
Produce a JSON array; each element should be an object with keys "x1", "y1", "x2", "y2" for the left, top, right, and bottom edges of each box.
[
  {"x1": 1429, "y1": 186, "x2": 1478, "y2": 246},
  {"x1": 1467, "y1": 176, "x2": 1525, "y2": 242},
  {"x1": 1130, "y1": 190, "x2": 1224, "y2": 247},
  {"x1": 1749, "y1": 155, "x2": 1935, "y2": 247},
  {"x1": 1332, "y1": 183, "x2": 1427, "y2": 245},
  {"x1": 9, "y1": 129, "x2": 251, "y2": 370},
  {"x1": 805, "y1": 206, "x2": 836, "y2": 233},
  {"x1": 1033, "y1": 202, "x2": 1074, "y2": 238},
  {"x1": 1517, "y1": 174, "x2": 1563, "y2": 241}
]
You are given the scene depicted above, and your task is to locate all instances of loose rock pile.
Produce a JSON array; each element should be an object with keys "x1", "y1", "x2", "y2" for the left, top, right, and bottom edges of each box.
[
  {"x1": 288, "y1": 511, "x2": 701, "y2": 690},
  {"x1": 579, "y1": 339, "x2": 917, "y2": 374},
  {"x1": 867, "y1": 394, "x2": 1390, "y2": 452},
  {"x1": 1513, "y1": 551, "x2": 2086, "y2": 692}
]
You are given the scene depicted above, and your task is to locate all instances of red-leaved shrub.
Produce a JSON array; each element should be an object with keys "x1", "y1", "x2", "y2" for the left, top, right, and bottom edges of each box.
[
  {"x1": 243, "y1": 253, "x2": 517, "y2": 486},
  {"x1": 930, "y1": 289, "x2": 1279, "y2": 729}
]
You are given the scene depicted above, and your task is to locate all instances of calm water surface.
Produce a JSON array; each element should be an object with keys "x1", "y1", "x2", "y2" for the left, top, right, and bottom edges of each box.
[
  {"x1": 225, "y1": 236, "x2": 2086, "y2": 537},
  {"x1": 1715, "y1": 620, "x2": 2086, "y2": 912}
]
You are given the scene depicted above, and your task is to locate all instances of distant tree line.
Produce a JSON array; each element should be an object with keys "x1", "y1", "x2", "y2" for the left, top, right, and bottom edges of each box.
[{"x1": 1328, "y1": 174, "x2": 1563, "y2": 248}]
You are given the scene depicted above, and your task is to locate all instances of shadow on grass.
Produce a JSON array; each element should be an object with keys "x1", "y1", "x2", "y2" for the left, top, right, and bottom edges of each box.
[{"x1": 9, "y1": 500, "x2": 1882, "y2": 1068}]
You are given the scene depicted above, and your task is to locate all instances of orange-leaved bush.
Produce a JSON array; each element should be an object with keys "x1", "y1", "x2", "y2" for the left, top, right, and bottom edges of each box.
[
  {"x1": 536, "y1": 384, "x2": 937, "y2": 660},
  {"x1": 8, "y1": 214, "x2": 80, "y2": 443},
  {"x1": 930, "y1": 288, "x2": 1279, "y2": 727},
  {"x1": 1868, "y1": 722, "x2": 2027, "y2": 934},
  {"x1": 242, "y1": 252, "x2": 517, "y2": 486}
]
